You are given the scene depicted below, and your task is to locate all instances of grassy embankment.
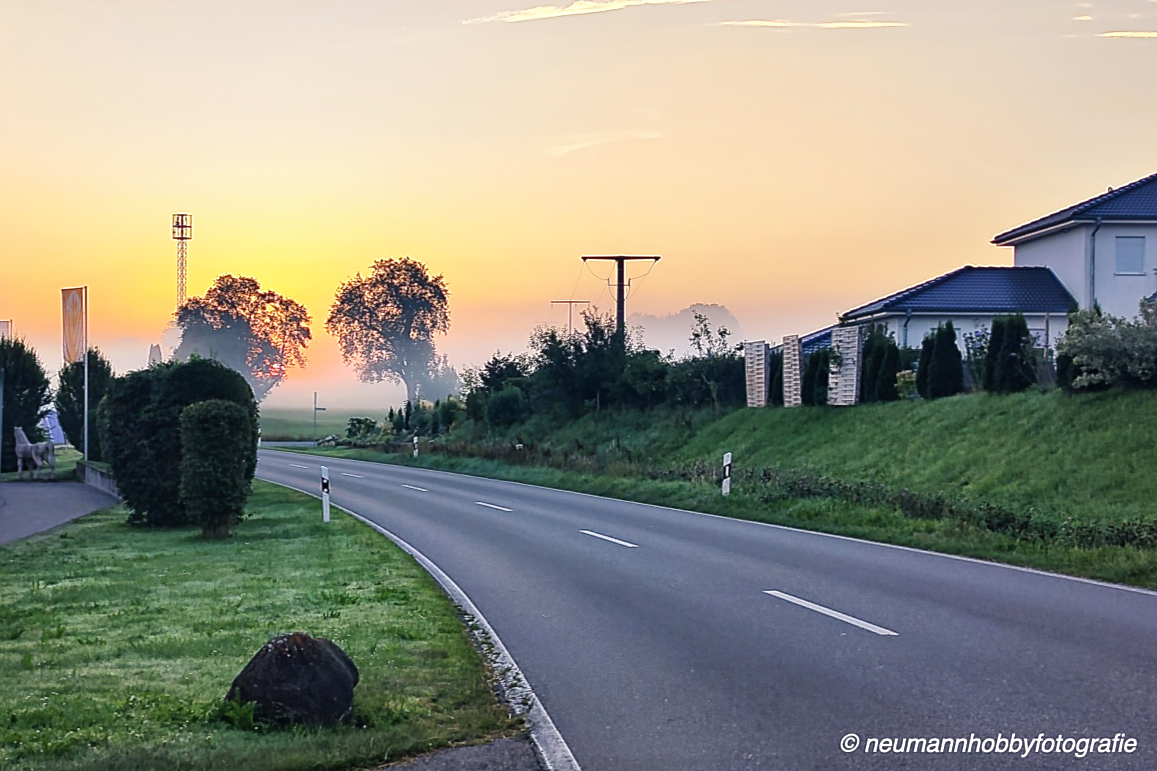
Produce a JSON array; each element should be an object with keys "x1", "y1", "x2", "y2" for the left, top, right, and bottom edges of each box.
[
  {"x1": 285, "y1": 389, "x2": 1157, "y2": 589},
  {"x1": 0, "y1": 481, "x2": 518, "y2": 771}
]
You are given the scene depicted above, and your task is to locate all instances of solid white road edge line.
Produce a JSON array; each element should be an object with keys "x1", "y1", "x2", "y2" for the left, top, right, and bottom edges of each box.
[
  {"x1": 401, "y1": 484, "x2": 429, "y2": 492},
  {"x1": 255, "y1": 474, "x2": 580, "y2": 771},
  {"x1": 579, "y1": 530, "x2": 639, "y2": 548},
  {"x1": 765, "y1": 590, "x2": 899, "y2": 637},
  {"x1": 476, "y1": 501, "x2": 513, "y2": 512},
  {"x1": 340, "y1": 472, "x2": 363, "y2": 478}
]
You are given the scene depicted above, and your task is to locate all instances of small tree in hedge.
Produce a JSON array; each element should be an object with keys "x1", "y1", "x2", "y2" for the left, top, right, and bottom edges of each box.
[
  {"x1": 875, "y1": 341, "x2": 901, "y2": 402},
  {"x1": 983, "y1": 317, "x2": 1007, "y2": 392},
  {"x1": 993, "y1": 314, "x2": 1037, "y2": 393},
  {"x1": 56, "y1": 348, "x2": 115, "y2": 462},
  {"x1": 915, "y1": 333, "x2": 935, "y2": 399},
  {"x1": 802, "y1": 349, "x2": 832, "y2": 406},
  {"x1": 0, "y1": 338, "x2": 52, "y2": 473},
  {"x1": 101, "y1": 358, "x2": 257, "y2": 527},
  {"x1": 928, "y1": 322, "x2": 965, "y2": 399},
  {"x1": 861, "y1": 338, "x2": 884, "y2": 404},
  {"x1": 180, "y1": 400, "x2": 252, "y2": 538},
  {"x1": 769, "y1": 350, "x2": 784, "y2": 407},
  {"x1": 485, "y1": 385, "x2": 527, "y2": 427}
]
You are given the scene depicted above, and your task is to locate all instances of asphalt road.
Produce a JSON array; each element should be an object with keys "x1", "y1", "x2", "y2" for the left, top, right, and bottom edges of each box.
[{"x1": 257, "y1": 450, "x2": 1157, "y2": 771}]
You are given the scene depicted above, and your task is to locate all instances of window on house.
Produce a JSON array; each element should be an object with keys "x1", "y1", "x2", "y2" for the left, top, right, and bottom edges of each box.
[{"x1": 1116, "y1": 236, "x2": 1145, "y2": 275}]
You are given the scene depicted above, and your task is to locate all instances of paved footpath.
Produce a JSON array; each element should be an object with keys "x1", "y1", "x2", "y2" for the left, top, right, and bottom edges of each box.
[{"x1": 0, "y1": 480, "x2": 118, "y2": 545}]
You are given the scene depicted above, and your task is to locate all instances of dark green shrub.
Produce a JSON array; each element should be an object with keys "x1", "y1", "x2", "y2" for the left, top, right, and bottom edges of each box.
[
  {"x1": 101, "y1": 358, "x2": 258, "y2": 527},
  {"x1": 346, "y1": 417, "x2": 378, "y2": 439},
  {"x1": 0, "y1": 338, "x2": 52, "y2": 473},
  {"x1": 928, "y1": 322, "x2": 964, "y2": 399},
  {"x1": 179, "y1": 400, "x2": 253, "y2": 538},
  {"x1": 801, "y1": 354, "x2": 818, "y2": 406},
  {"x1": 861, "y1": 338, "x2": 884, "y2": 404},
  {"x1": 993, "y1": 314, "x2": 1037, "y2": 393},
  {"x1": 770, "y1": 351, "x2": 784, "y2": 407},
  {"x1": 915, "y1": 333, "x2": 935, "y2": 399},
  {"x1": 486, "y1": 386, "x2": 527, "y2": 427},
  {"x1": 55, "y1": 348, "x2": 115, "y2": 462},
  {"x1": 983, "y1": 317, "x2": 1007, "y2": 392},
  {"x1": 802, "y1": 350, "x2": 831, "y2": 406},
  {"x1": 875, "y1": 342, "x2": 901, "y2": 402}
]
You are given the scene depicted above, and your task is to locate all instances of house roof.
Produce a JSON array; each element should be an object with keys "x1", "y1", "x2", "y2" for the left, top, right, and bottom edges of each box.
[
  {"x1": 841, "y1": 266, "x2": 1076, "y2": 321},
  {"x1": 992, "y1": 171, "x2": 1157, "y2": 244},
  {"x1": 768, "y1": 325, "x2": 834, "y2": 356}
]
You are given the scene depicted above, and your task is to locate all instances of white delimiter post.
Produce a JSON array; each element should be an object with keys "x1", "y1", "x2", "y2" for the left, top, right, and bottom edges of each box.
[
  {"x1": 413, "y1": 435, "x2": 419, "y2": 458},
  {"x1": 321, "y1": 466, "x2": 331, "y2": 523},
  {"x1": 722, "y1": 452, "x2": 732, "y2": 496}
]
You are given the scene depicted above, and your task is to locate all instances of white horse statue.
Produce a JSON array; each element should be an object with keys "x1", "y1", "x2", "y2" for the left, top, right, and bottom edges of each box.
[{"x1": 14, "y1": 426, "x2": 56, "y2": 481}]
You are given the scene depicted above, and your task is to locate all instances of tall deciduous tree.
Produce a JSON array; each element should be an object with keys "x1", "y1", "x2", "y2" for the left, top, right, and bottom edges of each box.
[
  {"x1": 326, "y1": 257, "x2": 451, "y2": 404},
  {"x1": 174, "y1": 275, "x2": 311, "y2": 402},
  {"x1": 0, "y1": 337, "x2": 52, "y2": 473},
  {"x1": 56, "y1": 348, "x2": 115, "y2": 461}
]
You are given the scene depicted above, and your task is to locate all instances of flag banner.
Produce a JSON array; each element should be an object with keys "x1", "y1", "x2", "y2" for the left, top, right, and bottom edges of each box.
[
  {"x1": 62, "y1": 287, "x2": 86, "y2": 363},
  {"x1": 0, "y1": 320, "x2": 10, "y2": 339}
]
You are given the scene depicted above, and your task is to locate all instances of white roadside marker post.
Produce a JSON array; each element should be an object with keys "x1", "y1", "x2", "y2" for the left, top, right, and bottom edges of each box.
[
  {"x1": 722, "y1": 452, "x2": 732, "y2": 496},
  {"x1": 413, "y1": 435, "x2": 419, "y2": 459},
  {"x1": 321, "y1": 466, "x2": 331, "y2": 523}
]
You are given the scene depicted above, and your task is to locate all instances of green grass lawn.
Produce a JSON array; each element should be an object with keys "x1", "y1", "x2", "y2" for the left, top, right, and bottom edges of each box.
[
  {"x1": 0, "y1": 481, "x2": 518, "y2": 771},
  {"x1": 259, "y1": 408, "x2": 384, "y2": 442}
]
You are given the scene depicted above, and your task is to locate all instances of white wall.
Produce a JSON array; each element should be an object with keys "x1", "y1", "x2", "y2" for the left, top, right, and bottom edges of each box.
[
  {"x1": 856, "y1": 313, "x2": 1069, "y2": 354},
  {"x1": 1013, "y1": 223, "x2": 1157, "y2": 318},
  {"x1": 1013, "y1": 226, "x2": 1089, "y2": 307}
]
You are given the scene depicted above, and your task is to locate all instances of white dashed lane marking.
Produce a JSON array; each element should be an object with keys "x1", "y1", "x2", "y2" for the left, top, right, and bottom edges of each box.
[
  {"x1": 764, "y1": 590, "x2": 899, "y2": 636},
  {"x1": 580, "y1": 530, "x2": 639, "y2": 548}
]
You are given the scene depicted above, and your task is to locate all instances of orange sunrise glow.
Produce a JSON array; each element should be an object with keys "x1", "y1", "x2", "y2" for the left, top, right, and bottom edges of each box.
[{"x1": 3, "y1": 0, "x2": 1156, "y2": 407}]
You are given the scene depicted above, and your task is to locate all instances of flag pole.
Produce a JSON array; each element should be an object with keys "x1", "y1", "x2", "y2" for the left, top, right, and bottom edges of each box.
[{"x1": 83, "y1": 286, "x2": 89, "y2": 460}]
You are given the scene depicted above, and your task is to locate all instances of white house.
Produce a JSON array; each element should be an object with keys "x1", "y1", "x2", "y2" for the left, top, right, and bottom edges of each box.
[
  {"x1": 839, "y1": 265, "x2": 1076, "y2": 353},
  {"x1": 993, "y1": 170, "x2": 1157, "y2": 318}
]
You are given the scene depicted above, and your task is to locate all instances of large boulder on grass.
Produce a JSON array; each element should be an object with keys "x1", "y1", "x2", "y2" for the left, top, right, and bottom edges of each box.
[{"x1": 226, "y1": 632, "x2": 359, "y2": 725}]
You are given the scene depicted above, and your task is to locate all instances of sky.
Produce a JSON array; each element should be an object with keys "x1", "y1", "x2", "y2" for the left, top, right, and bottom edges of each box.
[{"x1": 3, "y1": 0, "x2": 1156, "y2": 409}]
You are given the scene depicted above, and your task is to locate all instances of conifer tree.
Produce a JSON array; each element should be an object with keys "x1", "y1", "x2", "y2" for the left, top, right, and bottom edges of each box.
[
  {"x1": 995, "y1": 314, "x2": 1036, "y2": 393},
  {"x1": 876, "y1": 341, "x2": 901, "y2": 402},
  {"x1": 929, "y1": 322, "x2": 965, "y2": 399},
  {"x1": 915, "y1": 333, "x2": 935, "y2": 399},
  {"x1": 983, "y1": 317, "x2": 1007, "y2": 392}
]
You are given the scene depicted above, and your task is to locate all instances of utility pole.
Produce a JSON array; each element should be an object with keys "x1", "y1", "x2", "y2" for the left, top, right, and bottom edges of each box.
[
  {"x1": 580, "y1": 255, "x2": 660, "y2": 336},
  {"x1": 550, "y1": 300, "x2": 590, "y2": 335},
  {"x1": 313, "y1": 392, "x2": 326, "y2": 441}
]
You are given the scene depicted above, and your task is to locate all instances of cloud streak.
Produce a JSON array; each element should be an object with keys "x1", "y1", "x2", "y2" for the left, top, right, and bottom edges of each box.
[
  {"x1": 718, "y1": 19, "x2": 906, "y2": 29},
  {"x1": 1099, "y1": 30, "x2": 1157, "y2": 37},
  {"x1": 465, "y1": 0, "x2": 720, "y2": 24},
  {"x1": 547, "y1": 130, "x2": 663, "y2": 157}
]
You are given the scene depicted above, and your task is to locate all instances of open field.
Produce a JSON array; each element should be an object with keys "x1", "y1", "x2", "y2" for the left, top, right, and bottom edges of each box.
[
  {"x1": 258, "y1": 407, "x2": 387, "y2": 442},
  {"x1": 0, "y1": 481, "x2": 518, "y2": 771},
  {"x1": 284, "y1": 388, "x2": 1157, "y2": 588}
]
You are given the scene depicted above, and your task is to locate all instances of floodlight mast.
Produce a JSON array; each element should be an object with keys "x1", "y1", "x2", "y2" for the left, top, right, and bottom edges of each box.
[
  {"x1": 172, "y1": 213, "x2": 193, "y2": 308},
  {"x1": 580, "y1": 255, "x2": 660, "y2": 336}
]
